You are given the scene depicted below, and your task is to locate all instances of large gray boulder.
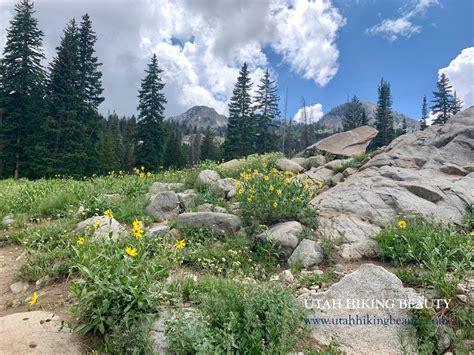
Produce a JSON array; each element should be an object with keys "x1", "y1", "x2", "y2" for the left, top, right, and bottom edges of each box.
[
  {"x1": 303, "y1": 155, "x2": 326, "y2": 169},
  {"x1": 145, "y1": 191, "x2": 180, "y2": 222},
  {"x1": 177, "y1": 190, "x2": 198, "y2": 210},
  {"x1": 196, "y1": 169, "x2": 220, "y2": 185},
  {"x1": 212, "y1": 178, "x2": 238, "y2": 199},
  {"x1": 312, "y1": 107, "x2": 474, "y2": 259},
  {"x1": 75, "y1": 215, "x2": 128, "y2": 240},
  {"x1": 176, "y1": 212, "x2": 241, "y2": 236},
  {"x1": 306, "y1": 125, "x2": 378, "y2": 157},
  {"x1": 275, "y1": 158, "x2": 305, "y2": 174},
  {"x1": 0, "y1": 311, "x2": 84, "y2": 354},
  {"x1": 288, "y1": 239, "x2": 324, "y2": 268},
  {"x1": 298, "y1": 264, "x2": 423, "y2": 354},
  {"x1": 257, "y1": 221, "x2": 303, "y2": 256}
]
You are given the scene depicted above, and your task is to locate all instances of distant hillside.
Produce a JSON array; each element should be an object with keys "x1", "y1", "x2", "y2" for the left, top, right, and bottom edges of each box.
[
  {"x1": 318, "y1": 101, "x2": 417, "y2": 131},
  {"x1": 168, "y1": 105, "x2": 227, "y2": 131}
]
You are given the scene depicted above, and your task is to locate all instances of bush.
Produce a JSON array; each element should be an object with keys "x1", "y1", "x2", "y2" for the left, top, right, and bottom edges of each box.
[
  {"x1": 377, "y1": 217, "x2": 473, "y2": 297},
  {"x1": 166, "y1": 276, "x2": 305, "y2": 353},
  {"x1": 216, "y1": 152, "x2": 283, "y2": 179},
  {"x1": 236, "y1": 166, "x2": 319, "y2": 234},
  {"x1": 70, "y1": 223, "x2": 176, "y2": 335}
]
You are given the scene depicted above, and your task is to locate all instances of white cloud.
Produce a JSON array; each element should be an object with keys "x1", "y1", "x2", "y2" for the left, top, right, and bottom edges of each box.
[
  {"x1": 293, "y1": 103, "x2": 324, "y2": 123},
  {"x1": 438, "y1": 47, "x2": 474, "y2": 109},
  {"x1": 367, "y1": 0, "x2": 438, "y2": 41},
  {"x1": 0, "y1": 0, "x2": 346, "y2": 116}
]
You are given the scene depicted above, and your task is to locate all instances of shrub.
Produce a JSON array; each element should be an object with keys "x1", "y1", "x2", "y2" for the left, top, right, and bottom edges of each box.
[
  {"x1": 236, "y1": 166, "x2": 319, "y2": 234},
  {"x1": 70, "y1": 223, "x2": 176, "y2": 335},
  {"x1": 166, "y1": 276, "x2": 305, "y2": 353},
  {"x1": 377, "y1": 217, "x2": 473, "y2": 297}
]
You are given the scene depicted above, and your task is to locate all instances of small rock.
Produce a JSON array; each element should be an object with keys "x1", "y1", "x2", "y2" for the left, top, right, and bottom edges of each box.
[
  {"x1": 197, "y1": 203, "x2": 214, "y2": 212},
  {"x1": 10, "y1": 281, "x2": 30, "y2": 294},
  {"x1": 288, "y1": 239, "x2": 324, "y2": 268},
  {"x1": 269, "y1": 274, "x2": 279, "y2": 282},
  {"x1": 212, "y1": 178, "x2": 238, "y2": 199},
  {"x1": 325, "y1": 159, "x2": 344, "y2": 171},
  {"x1": 291, "y1": 157, "x2": 306, "y2": 166},
  {"x1": 279, "y1": 270, "x2": 294, "y2": 283},
  {"x1": 75, "y1": 216, "x2": 128, "y2": 240},
  {"x1": 298, "y1": 287, "x2": 311, "y2": 294},
  {"x1": 310, "y1": 285, "x2": 320, "y2": 290},
  {"x1": 436, "y1": 325, "x2": 453, "y2": 353},
  {"x1": 343, "y1": 167, "x2": 357, "y2": 177},
  {"x1": 214, "y1": 206, "x2": 227, "y2": 213},
  {"x1": 256, "y1": 221, "x2": 303, "y2": 256},
  {"x1": 303, "y1": 155, "x2": 326, "y2": 169},
  {"x1": 145, "y1": 191, "x2": 180, "y2": 222},
  {"x1": 35, "y1": 276, "x2": 52, "y2": 289},
  {"x1": 177, "y1": 190, "x2": 197, "y2": 211},
  {"x1": 275, "y1": 158, "x2": 304, "y2": 174},
  {"x1": 456, "y1": 294, "x2": 468, "y2": 303},
  {"x1": 196, "y1": 169, "x2": 220, "y2": 186},
  {"x1": 2, "y1": 214, "x2": 14, "y2": 226},
  {"x1": 332, "y1": 172, "x2": 344, "y2": 183},
  {"x1": 148, "y1": 224, "x2": 170, "y2": 237}
]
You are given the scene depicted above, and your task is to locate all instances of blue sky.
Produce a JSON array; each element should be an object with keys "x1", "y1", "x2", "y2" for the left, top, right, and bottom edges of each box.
[
  {"x1": 1, "y1": 0, "x2": 472, "y2": 120},
  {"x1": 275, "y1": 0, "x2": 474, "y2": 120}
]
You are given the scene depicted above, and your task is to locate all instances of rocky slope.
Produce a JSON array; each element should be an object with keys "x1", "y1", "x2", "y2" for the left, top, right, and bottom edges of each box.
[
  {"x1": 313, "y1": 107, "x2": 474, "y2": 259},
  {"x1": 318, "y1": 101, "x2": 417, "y2": 131},
  {"x1": 168, "y1": 105, "x2": 227, "y2": 130}
]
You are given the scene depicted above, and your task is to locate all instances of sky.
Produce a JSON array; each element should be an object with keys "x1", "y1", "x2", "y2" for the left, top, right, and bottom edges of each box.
[{"x1": 0, "y1": 0, "x2": 473, "y2": 122}]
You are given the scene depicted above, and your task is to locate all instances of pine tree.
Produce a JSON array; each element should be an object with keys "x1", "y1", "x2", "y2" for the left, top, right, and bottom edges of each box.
[
  {"x1": 78, "y1": 13, "x2": 104, "y2": 175},
  {"x1": 123, "y1": 115, "x2": 137, "y2": 171},
  {"x1": 201, "y1": 127, "x2": 217, "y2": 161},
  {"x1": 420, "y1": 95, "x2": 428, "y2": 131},
  {"x1": 431, "y1": 73, "x2": 453, "y2": 125},
  {"x1": 401, "y1": 118, "x2": 407, "y2": 135},
  {"x1": 342, "y1": 95, "x2": 365, "y2": 131},
  {"x1": 163, "y1": 123, "x2": 185, "y2": 168},
  {"x1": 1, "y1": 0, "x2": 47, "y2": 178},
  {"x1": 372, "y1": 78, "x2": 395, "y2": 148},
  {"x1": 254, "y1": 69, "x2": 280, "y2": 153},
  {"x1": 223, "y1": 63, "x2": 254, "y2": 159},
  {"x1": 361, "y1": 109, "x2": 369, "y2": 126},
  {"x1": 135, "y1": 54, "x2": 167, "y2": 171},
  {"x1": 48, "y1": 19, "x2": 87, "y2": 177},
  {"x1": 451, "y1": 91, "x2": 463, "y2": 115}
]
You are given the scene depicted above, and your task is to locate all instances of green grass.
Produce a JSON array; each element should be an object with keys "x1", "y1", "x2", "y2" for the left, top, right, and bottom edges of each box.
[{"x1": 332, "y1": 152, "x2": 369, "y2": 174}]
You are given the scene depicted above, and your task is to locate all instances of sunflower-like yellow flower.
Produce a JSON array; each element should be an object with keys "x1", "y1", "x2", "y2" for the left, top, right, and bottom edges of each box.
[
  {"x1": 238, "y1": 188, "x2": 244, "y2": 195},
  {"x1": 272, "y1": 201, "x2": 278, "y2": 208},
  {"x1": 249, "y1": 188, "x2": 255, "y2": 194},
  {"x1": 271, "y1": 168, "x2": 278, "y2": 173},
  {"x1": 262, "y1": 162, "x2": 268, "y2": 168},
  {"x1": 76, "y1": 237, "x2": 85, "y2": 246},
  {"x1": 284, "y1": 177, "x2": 290, "y2": 184},
  {"x1": 104, "y1": 209, "x2": 113, "y2": 218},
  {"x1": 29, "y1": 292, "x2": 38, "y2": 305},
  {"x1": 125, "y1": 246, "x2": 138, "y2": 257},
  {"x1": 132, "y1": 224, "x2": 144, "y2": 239},
  {"x1": 235, "y1": 181, "x2": 241, "y2": 189},
  {"x1": 263, "y1": 175, "x2": 270, "y2": 181},
  {"x1": 276, "y1": 189, "x2": 282, "y2": 196},
  {"x1": 317, "y1": 181, "x2": 324, "y2": 188},
  {"x1": 247, "y1": 196, "x2": 253, "y2": 202},
  {"x1": 175, "y1": 239, "x2": 186, "y2": 249},
  {"x1": 93, "y1": 220, "x2": 101, "y2": 229},
  {"x1": 253, "y1": 169, "x2": 259, "y2": 175},
  {"x1": 269, "y1": 184, "x2": 275, "y2": 191},
  {"x1": 470, "y1": 231, "x2": 474, "y2": 237},
  {"x1": 398, "y1": 220, "x2": 407, "y2": 229}
]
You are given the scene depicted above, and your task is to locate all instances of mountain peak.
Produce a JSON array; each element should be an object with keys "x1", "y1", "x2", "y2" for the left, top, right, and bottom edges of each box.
[{"x1": 168, "y1": 105, "x2": 228, "y2": 130}]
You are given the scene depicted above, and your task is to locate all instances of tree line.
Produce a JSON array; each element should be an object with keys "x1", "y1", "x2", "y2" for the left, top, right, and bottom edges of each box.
[{"x1": 0, "y1": 0, "x2": 465, "y2": 179}]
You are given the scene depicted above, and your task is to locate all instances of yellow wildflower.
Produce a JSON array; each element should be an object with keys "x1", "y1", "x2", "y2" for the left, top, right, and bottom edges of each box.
[
  {"x1": 276, "y1": 189, "x2": 282, "y2": 196},
  {"x1": 238, "y1": 188, "x2": 244, "y2": 195},
  {"x1": 262, "y1": 162, "x2": 268, "y2": 168},
  {"x1": 469, "y1": 231, "x2": 474, "y2": 237},
  {"x1": 284, "y1": 177, "x2": 290, "y2": 184},
  {"x1": 253, "y1": 169, "x2": 259, "y2": 175},
  {"x1": 93, "y1": 220, "x2": 101, "y2": 229},
  {"x1": 263, "y1": 175, "x2": 269, "y2": 181},
  {"x1": 141, "y1": 166, "x2": 145, "y2": 171},
  {"x1": 104, "y1": 209, "x2": 113, "y2": 218},
  {"x1": 132, "y1": 225, "x2": 144, "y2": 239},
  {"x1": 146, "y1": 172, "x2": 152, "y2": 177},
  {"x1": 269, "y1": 184, "x2": 275, "y2": 191},
  {"x1": 133, "y1": 219, "x2": 141, "y2": 228},
  {"x1": 271, "y1": 168, "x2": 278, "y2": 173},
  {"x1": 398, "y1": 220, "x2": 407, "y2": 229},
  {"x1": 247, "y1": 196, "x2": 253, "y2": 202},
  {"x1": 317, "y1": 181, "x2": 324, "y2": 188},
  {"x1": 29, "y1": 292, "x2": 38, "y2": 306},
  {"x1": 272, "y1": 201, "x2": 278, "y2": 208},
  {"x1": 235, "y1": 181, "x2": 241, "y2": 189},
  {"x1": 125, "y1": 246, "x2": 138, "y2": 257},
  {"x1": 76, "y1": 237, "x2": 85, "y2": 246},
  {"x1": 249, "y1": 188, "x2": 255, "y2": 194},
  {"x1": 175, "y1": 239, "x2": 186, "y2": 249},
  {"x1": 139, "y1": 173, "x2": 145, "y2": 178}
]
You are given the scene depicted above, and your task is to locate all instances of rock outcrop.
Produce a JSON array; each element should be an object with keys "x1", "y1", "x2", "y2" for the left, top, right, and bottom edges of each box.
[
  {"x1": 298, "y1": 264, "x2": 423, "y2": 354},
  {"x1": 145, "y1": 191, "x2": 180, "y2": 222},
  {"x1": 75, "y1": 216, "x2": 128, "y2": 240},
  {"x1": 306, "y1": 126, "x2": 378, "y2": 157},
  {"x1": 0, "y1": 311, "x2": 84, "y2": 354},
  {"x1": 312, "y1": 107, "x2": 474, "y2": 259},
  {"x1": 257, "y1": 221, "x2": 303, "y2": 256}
]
